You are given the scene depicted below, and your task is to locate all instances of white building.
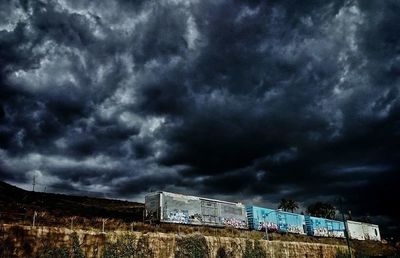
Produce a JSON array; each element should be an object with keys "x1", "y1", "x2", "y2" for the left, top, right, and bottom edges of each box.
[{"x1": 346, "y1": 220, "x2": 381, "y2": 241}]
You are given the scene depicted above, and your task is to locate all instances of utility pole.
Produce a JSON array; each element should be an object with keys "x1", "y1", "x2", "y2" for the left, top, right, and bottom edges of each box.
[
  {"x1": 338, "y1": 198, "x2": 353, "y2": 258},
  {"x1": 32, "y1": 174, "x2": 36, "y2": 192}
]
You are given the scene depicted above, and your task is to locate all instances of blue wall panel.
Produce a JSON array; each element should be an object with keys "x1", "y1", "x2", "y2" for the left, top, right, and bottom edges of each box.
[
  {"x1": 246, "y1": 206, "x2": 306, "y2": 234},
  {"x1": 305, "y1": 216, "x2": 345, "y2": 238}
]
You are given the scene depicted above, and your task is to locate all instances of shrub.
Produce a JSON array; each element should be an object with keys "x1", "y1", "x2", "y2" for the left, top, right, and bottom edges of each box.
[
  {"x1": 335, "y1": 248, "x2": 350, "y2": 258},
  {"x1": 102, "y1": 234, "x2": 136, "y2": 258},
  {"x1": 40, "y1": 246, "x2": 70, "y2": 258},
  {"x1": 71, "y1": 232, "x2": 85, "y2": 258},
  {"x1": 216, "y1": 247, "x2": 228, "y2": 258},
  {"x1": 175, "y1": 234, "x2": 209, "y2": 258},
  {"x1": 0, "y1": 237, "x2": 15, "y2": 258},
  {"x1": 135, "y1": 235, "x2": 154, "y2": 258},
  {"x1": 243, "y1": 240, "x2": 267, "y2": 258}
]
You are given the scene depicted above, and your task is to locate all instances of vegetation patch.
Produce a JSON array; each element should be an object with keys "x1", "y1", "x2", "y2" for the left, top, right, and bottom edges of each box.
[
  {"x1": 175, "y1": 234, "x2": 209, "y2": 258},
  {"x1": 243, "y1": 240, "x2": 267, "y2": 258},
  {"x1": 71, "y1": 232, "x2": 85, "y2": 258},
  {"x1": 216, "y1": 246, "x2": 237, "y2": 258},
  {"x1": 0, "y1": 237, "x2": 15, "y2": 258},
  {"x1": 38, "y1": 232, "x2": 85, "y2": 258},
  {"x1": 335, "y1": 248, "x2": 351, "y2": 258},
  {"x1": 102, "y1": 234, "x2": 136, "y2": 258},
  {"x1": 135, "y1": 235, "x2": 154, "y2": 258},
  {"x1": 215, "y1": 243, "x2": 242, "y2": 258},
  {"x1": 40, "y1": 246, "x2": 70, "y2": 258}
]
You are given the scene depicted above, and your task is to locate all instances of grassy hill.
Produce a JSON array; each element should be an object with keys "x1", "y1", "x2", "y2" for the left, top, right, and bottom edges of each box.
[{"x1": 0, "y1": 181, "x2": 144, "y2": 225}]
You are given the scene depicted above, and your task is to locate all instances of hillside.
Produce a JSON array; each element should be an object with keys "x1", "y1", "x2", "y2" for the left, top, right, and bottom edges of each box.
[
  {"x1": 0, "y1": 181, "x2": 144, "y2": 224},
  {"x1": 0, "y1": 181, "x2": 398, "y2": 256}
]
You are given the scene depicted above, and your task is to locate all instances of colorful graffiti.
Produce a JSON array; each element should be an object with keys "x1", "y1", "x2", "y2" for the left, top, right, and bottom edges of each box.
[
  {"x1": 328, "y1": 230, "x2": 345, "y2": 238},
  {"x1": 222, "y1": 217, "x2": 247, "y2": 229},
  {"x1": 258, "y1": 222, "x2": 279, "y2": 232},
  {"x1": 312, "y1": 227, "x2": 329, "y2": 237},
  {"x1": 287, "y1": 225, "x2": 304, "y2": 234},
  {"x1": 167, "y1": 210, "x2": 189, "y2": 224}
]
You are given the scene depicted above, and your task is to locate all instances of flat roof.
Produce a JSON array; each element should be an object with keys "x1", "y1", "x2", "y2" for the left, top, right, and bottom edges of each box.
[
  {"x1": 152, "y1": 191, "x2": 244, "y2": 206},
  {"x1": 347, "y1": 220, "x2": 379, "y2": 227}
]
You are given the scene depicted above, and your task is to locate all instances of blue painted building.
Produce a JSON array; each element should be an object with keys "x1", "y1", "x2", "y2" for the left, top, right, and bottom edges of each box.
[
  {"x1": 305, "y1": 216, "x2": 345, "y2": 238},
  {"x1": 246, "y1": 206, "x2": 306, "y2": 234}
]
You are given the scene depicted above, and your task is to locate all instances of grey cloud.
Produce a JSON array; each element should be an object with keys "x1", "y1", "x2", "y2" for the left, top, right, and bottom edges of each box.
[{"x1": 0, "y1": 0, "x2": 399, "y2": 238}]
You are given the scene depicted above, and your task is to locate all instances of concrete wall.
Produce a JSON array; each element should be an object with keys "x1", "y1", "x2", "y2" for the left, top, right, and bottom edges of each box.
[
  {"x1": 362, "y1": 223, "x2": 381, "y2": 241},
  {"x1": 346, "y1": 220, "x2": 381, "y2": 241},
  {"x1": 147, "y1": 191, "x2": 248, "y2": 229},
  {"x1": 347, "y1": 220, "x2": 365, "y2": 240},
  {"x1": 0, "y1": 224, "x2": 349, "y2": 258}
]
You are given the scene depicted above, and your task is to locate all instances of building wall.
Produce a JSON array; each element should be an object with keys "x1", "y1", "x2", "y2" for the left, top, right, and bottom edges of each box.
[
  {"x1": 276, "y1": 211, "x2": 306, "y2": 234},
  {"x1": 305, "y1": 216, "x2": 345, "y2": 238},
  {"x1": 246, "y1": 206, "x2": 306, "y2": 234},
  {"x1": 346, "y1": 220, "x2": 381, "y2": 241},
  {"x1": 361, "y1": 223, "x2": 381, "y2": 241},
  {"x1": 246, "y1": 206, "x2": 278, "y2": 231},
  {"x1": 346, "y1": 220, "x2": 365, "y2": 240},
  {"x1": 145, "y1": 192, "x2": 247, "y2": 229},
  {"x1": 144, "y1": 192, "x2": 160, "y2": 221},
  {"x1": 325, "y1": 219, "x2": 345, "y2": 238}
]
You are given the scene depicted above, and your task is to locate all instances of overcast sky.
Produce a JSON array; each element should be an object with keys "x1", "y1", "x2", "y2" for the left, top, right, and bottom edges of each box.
[{"x1": 1, "y1": 0, "x2": 399, "y2": 237}]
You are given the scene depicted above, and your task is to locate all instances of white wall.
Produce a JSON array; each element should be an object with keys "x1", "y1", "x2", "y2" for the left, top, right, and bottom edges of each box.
[
  {"x1": 346, "y1": 220, "x2": 365, "y2": 240},
  {"x1": 346, "y1": 220, "x2": 381, "y2": 241},
  {"x1": 362, "y1": 223, "x2": 381, "y2": 241}
]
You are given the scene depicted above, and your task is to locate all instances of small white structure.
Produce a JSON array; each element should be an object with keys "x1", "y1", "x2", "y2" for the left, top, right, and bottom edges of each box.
[{"x1": 346, "y1": 220, "x2": 381, "y2": 241}]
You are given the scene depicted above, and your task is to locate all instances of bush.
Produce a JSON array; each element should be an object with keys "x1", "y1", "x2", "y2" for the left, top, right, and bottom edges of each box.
[
  {"x1": 38, "y1": 232, "x2": 85, "y2": 258},
  {"x1": 40, "y1": 246, "x2": 70, "y2": 258},
  {"x1": 135, "y1": 235, "x2": 154, "y2": 258},
  {"x1": 175, "y1": 234, "x2": 209, "y2": 258},
  {"x1": 216, "y1": 247, "x2": 227, "y2": 258},
  {"x1": 243, "y1": 240, "x2": 267, "y2": 258},
  {"x1": 335, "y1": 248, "x2": 350, "y2": 258},
  {"x1": 71, "y1": 232, "x2": 85, "y2": 258},
  {"x1": 0, "y1": 237, "x2": 15, "y2": 258},
  {"x1": 102, "y1": 234, "x2": 136, "y2": 258}
]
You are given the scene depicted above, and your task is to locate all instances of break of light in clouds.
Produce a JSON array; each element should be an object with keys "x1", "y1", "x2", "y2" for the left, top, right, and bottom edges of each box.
[{"x1": 0, "y1": 0, "x2": 399, "y2": 236}]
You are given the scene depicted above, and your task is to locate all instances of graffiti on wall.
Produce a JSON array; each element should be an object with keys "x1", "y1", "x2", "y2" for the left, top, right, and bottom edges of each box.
[
  {"x1": 287, "y1": 225, "x2": 304, "y2": 234},
  {"x1": 327, "y1": 230, "x2": 345, "y2": 238},
  {"x1": 258, "y1": 222, "x2": 279, "y2": 232},
  {"x1": 222, "y1": 217, "x2": 247, "y2": 229},
  {"x1": 364, "y1": 233, "x2": 379, "y2": 241},
  {"x1": 167, "y1": 210, "x2": 189, "y2": 224},
  {"x1": 189, "y1": 213, "x2": 203, "y2": 224},
  {"x1": 312, "y1": 227, "x2": 329, "y2": 237},
  {"x1": 312, "y1": 226, "x2": 345, "y2": 238}
]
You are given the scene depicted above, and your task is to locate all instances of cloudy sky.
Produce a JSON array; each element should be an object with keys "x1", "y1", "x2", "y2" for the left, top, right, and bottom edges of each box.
[{"x1": 1, "y1": 0, "x2": 399, "y2": 237}]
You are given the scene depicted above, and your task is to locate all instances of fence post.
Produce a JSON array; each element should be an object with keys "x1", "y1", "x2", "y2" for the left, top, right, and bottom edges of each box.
[
  {"x1": 102, "y1": 219, "x2": 106, "y2": 233},
  {"x1": 71, "y1": 217, "x2": 74, "y2": 231},
  {"x1": 32, "y1": 211, "x2": 37, "y2": 227}
]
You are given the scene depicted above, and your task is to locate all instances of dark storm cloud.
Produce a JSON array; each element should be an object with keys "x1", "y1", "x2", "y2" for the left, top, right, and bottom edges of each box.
[{"x1": 0, "y1": 0, "x2": 399, "y2": 236}]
